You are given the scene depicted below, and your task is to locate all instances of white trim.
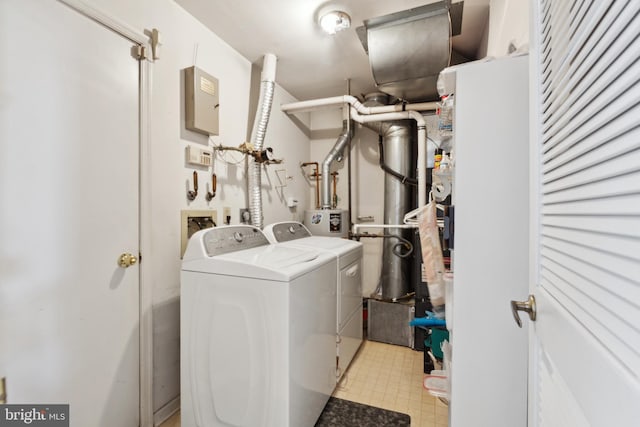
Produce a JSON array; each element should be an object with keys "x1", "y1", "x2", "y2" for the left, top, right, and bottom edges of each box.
[
  {"x1": 528, "y1": 1, "x2": 543, "y2": 426},
  {"x1": 57, "y1": 0, "x2": 149, "y2": 47},
  {"x1": 56, "y1": 2, "x2": 155, "y2": 426},
  {"x1": 153, "y1": 397, "x2": 180, "y2": 427},
  {"x1": 139, "y1": 58, "x2": 155, "y2": 427}
]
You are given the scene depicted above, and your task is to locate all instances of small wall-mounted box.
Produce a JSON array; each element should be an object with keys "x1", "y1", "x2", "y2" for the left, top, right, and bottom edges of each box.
[
  {"x1": 186, "y1": 145, "x2": 213, "y2": 167},
  {"x1": 184, "y1": 66, "x2": 219, "y2": 136}
]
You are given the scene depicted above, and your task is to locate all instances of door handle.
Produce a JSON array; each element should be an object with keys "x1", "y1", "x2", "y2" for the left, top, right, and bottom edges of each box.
[
  {"x1": 346, "y1": 265, "x2": 359, "y2": 277},
  {"x1": 118, "y1": 253, "x2": 138, "y2": 268},
  {"x1": 511, "y1": 294, "x2": 536, "y2": 328}
]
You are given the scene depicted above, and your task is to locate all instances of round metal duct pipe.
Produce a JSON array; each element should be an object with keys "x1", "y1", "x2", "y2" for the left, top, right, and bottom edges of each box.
[
  {"x1": 362, "y1": 93, "x2": 415, "y2": 300},
  {"x1": 379, "y1": 122, "x2": 415, "y2": 300}
]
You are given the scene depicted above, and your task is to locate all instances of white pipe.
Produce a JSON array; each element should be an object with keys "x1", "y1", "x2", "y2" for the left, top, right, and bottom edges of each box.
[
  {"x1": 261, "y1": 53, "x2": 277, "y2": 81},
  {"x1": 281, "y1": 95, "x2": 437, "y2": 114},
  {"x1": 352, "y1": 221, "x2": 446, "y2": 235},
  {"x1": 352, "y1": 223, "x2": 418, "y2": 233},
  {"x1": 349, "y1": 107, "x2": 428, "y2": 207},
  {"x1": 281, "y1": 96, "x2": 348, "y2": 113}
]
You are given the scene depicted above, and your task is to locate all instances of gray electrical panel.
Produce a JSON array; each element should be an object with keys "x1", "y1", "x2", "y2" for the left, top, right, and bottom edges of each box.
[{"x1": 184, "y1": 66, "x2": 219, "y2": 135}]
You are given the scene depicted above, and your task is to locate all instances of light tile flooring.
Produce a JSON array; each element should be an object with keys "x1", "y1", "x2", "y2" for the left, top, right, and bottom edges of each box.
[
  {"x1": 160, "y1": 339, "x2": 447, "y2": 427},
  {"x1": 334, "y1": 340, "x2": 448, "y2": 427}
]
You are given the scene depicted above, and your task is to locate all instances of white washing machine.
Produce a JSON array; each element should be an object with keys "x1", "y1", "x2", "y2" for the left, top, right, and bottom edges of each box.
[
  {"x1": 180, "y1": 225, "x2": 337, "y2": 427},
  {"x1": 263, "y1": 221, "x2": 363, "y2": 381}
]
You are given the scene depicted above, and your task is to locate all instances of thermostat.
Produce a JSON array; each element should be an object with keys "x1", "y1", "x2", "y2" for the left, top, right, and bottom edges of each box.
[{"x1": 186, "y1": 145, "x2": 213, "y2": 167}]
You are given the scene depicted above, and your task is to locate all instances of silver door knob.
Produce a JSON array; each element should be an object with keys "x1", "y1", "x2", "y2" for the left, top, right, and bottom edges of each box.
[{"x1": 511, "y1": 294, "x2": 536, "y2": 328}]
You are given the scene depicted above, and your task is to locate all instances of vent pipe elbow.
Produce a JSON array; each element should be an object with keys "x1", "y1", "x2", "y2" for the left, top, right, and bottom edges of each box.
[{"x1": 321, "y1": 120, "x2": 352, "y2": 209}]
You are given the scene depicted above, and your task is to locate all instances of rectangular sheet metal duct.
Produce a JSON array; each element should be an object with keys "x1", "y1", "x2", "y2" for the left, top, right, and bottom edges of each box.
[{"x1": 357, "y1": 1, "x2": 463, "y2": 101}]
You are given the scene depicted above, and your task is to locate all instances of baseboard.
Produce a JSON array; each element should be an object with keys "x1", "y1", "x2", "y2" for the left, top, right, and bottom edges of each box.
[{"x1": 153, "y1": 396, "x2": 180, "y2": 426}]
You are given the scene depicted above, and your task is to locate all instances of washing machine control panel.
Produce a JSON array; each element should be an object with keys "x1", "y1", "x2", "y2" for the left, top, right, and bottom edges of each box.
[
  {"x1": 203, "y1": 226, "x2": 270, "y2": 256},
  {"x1": 270, "y1": 222, "x2": 311, "y2": 242}
]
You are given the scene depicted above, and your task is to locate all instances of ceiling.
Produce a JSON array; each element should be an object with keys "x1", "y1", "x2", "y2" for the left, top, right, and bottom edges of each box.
[{"x1": 175, "y1": 0, "x2": 490, "y2": 101}]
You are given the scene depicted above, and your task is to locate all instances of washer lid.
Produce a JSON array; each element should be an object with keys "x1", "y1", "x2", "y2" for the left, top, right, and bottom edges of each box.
[
  {"x1": 295, "y1": 236, "x2": 362, "y2": 253},
  {"x1": 182, "y1": 239, "x2": 335, "y2": 281}
]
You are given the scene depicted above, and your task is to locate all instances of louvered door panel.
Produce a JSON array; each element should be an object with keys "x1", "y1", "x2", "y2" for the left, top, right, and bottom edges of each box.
[
  {"x1": 534, "y1": 3, "x2": 640, "y2": 424},
  {"x1": 539, "y1": 0, "x2": 640, "y2": 374}
]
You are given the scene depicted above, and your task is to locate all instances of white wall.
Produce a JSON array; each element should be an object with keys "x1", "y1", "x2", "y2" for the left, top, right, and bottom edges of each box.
[
  {"x1": 350, "y1": 124, "x2": 387, "y2": 298},
  {"x1": 82, "y1": 0, "x2": 310, "y2": 419},
  {"x1": 486, "y1": 0, "x2": 530, "y2": 57}
]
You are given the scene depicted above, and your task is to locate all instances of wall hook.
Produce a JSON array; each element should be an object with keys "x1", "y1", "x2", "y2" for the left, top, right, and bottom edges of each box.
[
  {"x1": 206, "y1": 173, "x2": 217, "y2": 201},
  {"x1": 187, "y1": 170, "x2": 198, "y2": 200}
]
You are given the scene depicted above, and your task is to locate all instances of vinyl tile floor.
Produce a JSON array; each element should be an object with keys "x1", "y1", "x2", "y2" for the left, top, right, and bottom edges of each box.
[{"x1": 160, "y1": 339, "x2": 447, "y2": 427}]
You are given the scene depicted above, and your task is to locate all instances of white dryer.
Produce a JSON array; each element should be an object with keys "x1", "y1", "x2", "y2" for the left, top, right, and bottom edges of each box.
[
  {"x1": 263, "y1": 221, "x2": 363, "y2": 381},
  {"x1": 180, "y1": 225, "x2": 337, "y2": 427}
]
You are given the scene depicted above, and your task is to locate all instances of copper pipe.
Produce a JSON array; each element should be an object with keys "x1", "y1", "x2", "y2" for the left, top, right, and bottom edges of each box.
[
  {"x1": 302, "y1": 162, "x2": 320, "y2": 208},
  {"x1": 331, "y1": 172, "x2": 339, "y2": 209}
]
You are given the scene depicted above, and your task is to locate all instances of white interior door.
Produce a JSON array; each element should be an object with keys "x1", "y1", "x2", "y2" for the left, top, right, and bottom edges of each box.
[
  {"x1": 0, "y1": 1, "x2": 141, "y2": 425},
  {"x1": 529, "y1": 1, "x2": 640, "y2": 425},
  {"x1": 450, "y1": 55, "x2": 530, "y2": 427}
]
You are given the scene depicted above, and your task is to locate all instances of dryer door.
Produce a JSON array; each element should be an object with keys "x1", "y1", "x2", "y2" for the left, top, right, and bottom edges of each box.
[{"x1": 339, "y1": 260, "x2": 363, "y2": 329}]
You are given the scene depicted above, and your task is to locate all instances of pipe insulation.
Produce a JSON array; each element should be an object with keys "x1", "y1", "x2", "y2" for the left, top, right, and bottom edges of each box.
[
  {"x1": 248, "y1": 53, "x2": 277, "y2": 228},
  {"x1": 320, "y1": 119, "x2": 352, "y2": 209}
]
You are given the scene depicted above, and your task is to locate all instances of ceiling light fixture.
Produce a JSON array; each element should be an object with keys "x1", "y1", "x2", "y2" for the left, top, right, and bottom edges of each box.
[{"x1": 319, "y1": 10, "x2": 351, "y2": 35}]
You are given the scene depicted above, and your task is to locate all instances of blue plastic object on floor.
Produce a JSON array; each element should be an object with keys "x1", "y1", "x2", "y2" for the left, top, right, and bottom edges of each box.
[{"x1": 409, "y1": 311, "x2": 446, "y2": 328}]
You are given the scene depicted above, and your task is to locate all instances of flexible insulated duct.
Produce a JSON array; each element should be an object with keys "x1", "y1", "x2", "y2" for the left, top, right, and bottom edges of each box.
[{"x1": 248, "y1": 54, "x2": 277, "y2": 228}]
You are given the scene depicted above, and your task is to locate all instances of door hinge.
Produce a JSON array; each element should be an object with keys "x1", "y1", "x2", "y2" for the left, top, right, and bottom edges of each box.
[
  {"x1": 132, "y1": 28, "x2": 161, "y2": 61},
  {"x1": 131, "y1": 45, "x2": 147, "y2": 60},
  {"x1": 1, "y1": 377, "x2": 7, "y2": 404},
  {"x1": 148, "y1": 28, "x2": 160, "y2": 60}
]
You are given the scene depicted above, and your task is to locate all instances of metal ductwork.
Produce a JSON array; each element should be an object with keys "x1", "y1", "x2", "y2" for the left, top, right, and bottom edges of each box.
[
  {"x1": 361, "y1": 94, "x2": 415, "y2": 300},
  {"x1": 357, "y1": 1, "x2": 463, "y2": 102},
  {"x1": 321, "y1": 119, "x2": 352, "y2": 209}
]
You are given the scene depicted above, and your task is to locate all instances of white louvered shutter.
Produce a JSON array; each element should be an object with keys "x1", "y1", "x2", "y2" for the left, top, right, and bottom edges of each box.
[{"x1": 531, "y1": 1, "x2": 640, "y2": 425}]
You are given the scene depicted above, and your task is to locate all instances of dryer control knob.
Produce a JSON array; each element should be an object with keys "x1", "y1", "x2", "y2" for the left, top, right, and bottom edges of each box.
[
  {"x1": 288, "y1": 226, "x2": 296, "y2": 234},
  {"x1": 233, "y1": 232, "x2": 244, "y2": 242}
]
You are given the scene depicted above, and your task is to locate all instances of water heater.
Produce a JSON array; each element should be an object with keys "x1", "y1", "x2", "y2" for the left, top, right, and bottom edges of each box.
[{"x1": 304, "y1": 209, "x2": 349, "y2": 238}]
